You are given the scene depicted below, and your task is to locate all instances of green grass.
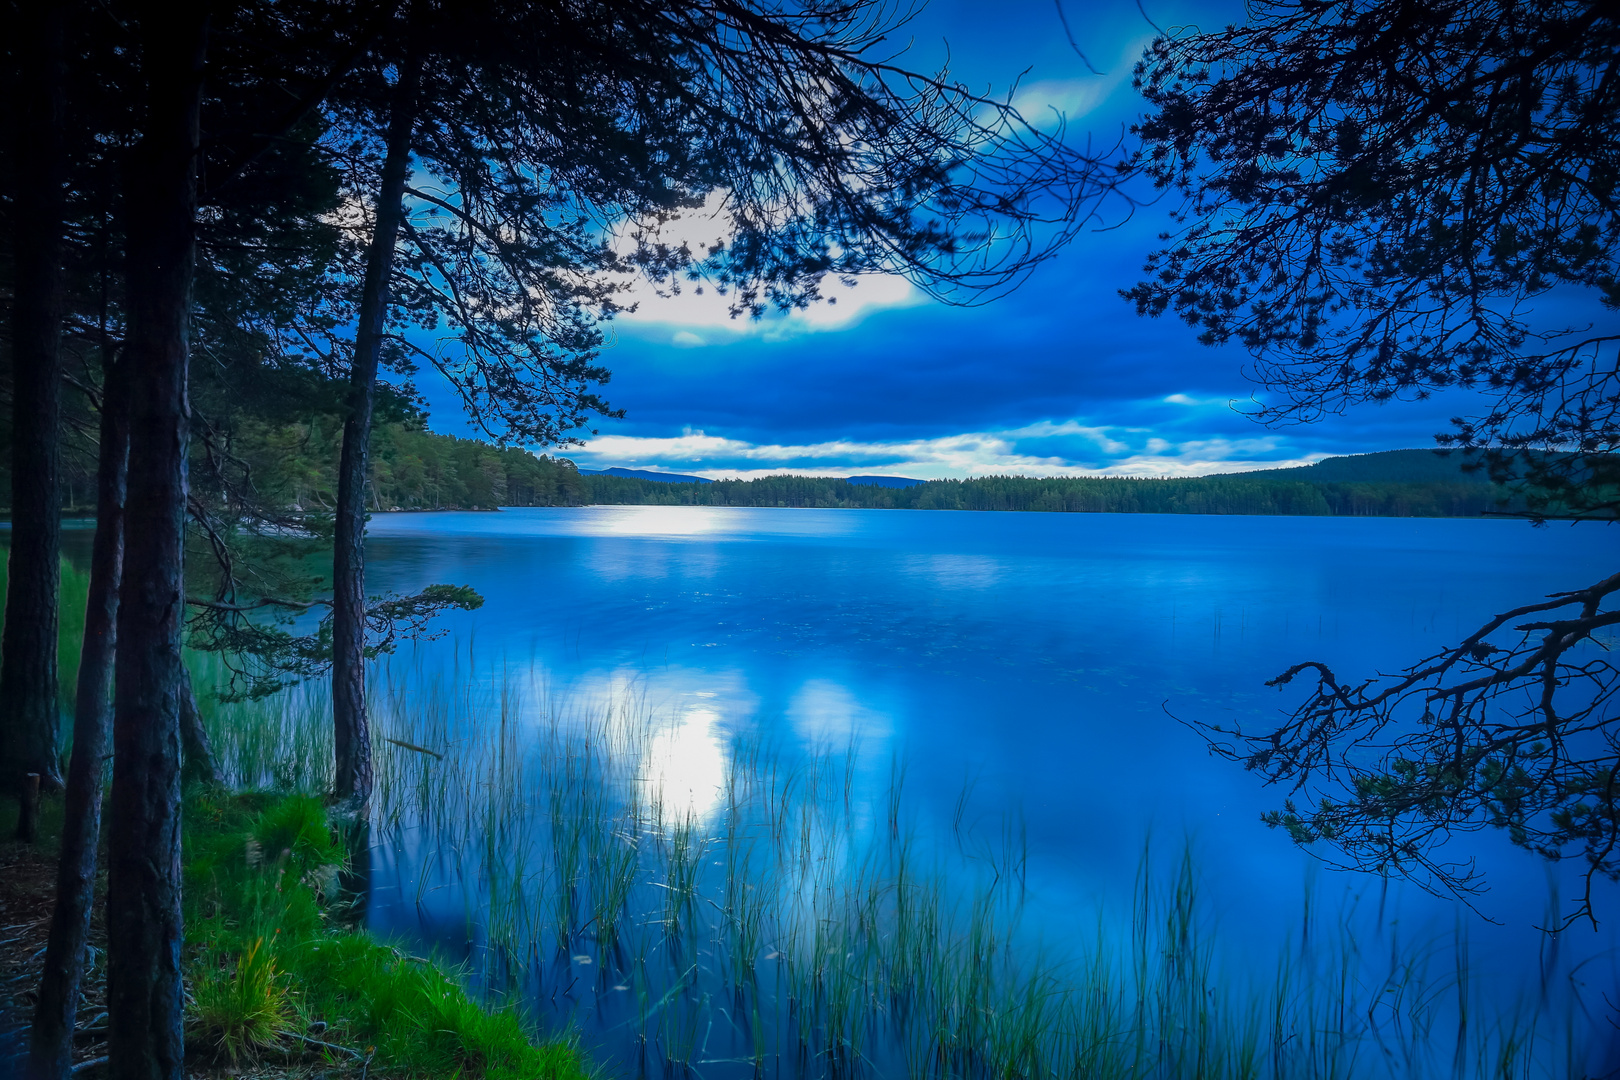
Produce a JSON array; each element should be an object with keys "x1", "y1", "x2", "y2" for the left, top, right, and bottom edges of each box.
[
  {"x1": 190, "y1": 936, "x2": 293, "y2": 1061},
  {"x1": 0, "y1": 554, "x2": 91, "y2": 711},
  {"x1": 9, "y1": 548, "x2": 1595, "y2": 1078},
  {"x1": 196, "y1": 651, "x2": 1599, "y2": 1080},
  {"x1": 182, "y1": 791, "x2": 594, "y2": 1078}
]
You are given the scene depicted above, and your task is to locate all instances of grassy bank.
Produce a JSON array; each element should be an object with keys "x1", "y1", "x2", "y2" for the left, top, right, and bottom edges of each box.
[
  {"x1": 183, "y1": 791, "x2": 593, "y2": 1077},
  {"x1": 196, "y1": 650, "x2": 1600, "y2": 1080},
  {"x1": 0, "y1": 788, "x2": 593, "y2": 1078},
  {"x1": 0, "y1": 561, "x2": 594, "y2": 1077}
]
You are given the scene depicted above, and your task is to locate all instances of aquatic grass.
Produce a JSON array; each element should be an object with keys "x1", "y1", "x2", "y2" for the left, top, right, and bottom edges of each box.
[
  {"x1": 188, "y1": 650, "x2": 333, "y2": 794},
  {"x1": 198, "y1": 643, "x2": 1604, "y2": 1080},
  {"x1": 181, "y1": 790, "x2": 592, "y2": 1078},
  {"x1": 589, "y1": 812, "x2": 641, "y2": 949},
  {"x1": 0, "y1": 555, "x2": 91, "y2": 723}
]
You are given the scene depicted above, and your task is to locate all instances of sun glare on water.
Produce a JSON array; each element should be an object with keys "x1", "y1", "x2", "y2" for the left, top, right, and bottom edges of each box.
[{"x1": 641, "y1": 704, "x2": 728, "y2": 820}]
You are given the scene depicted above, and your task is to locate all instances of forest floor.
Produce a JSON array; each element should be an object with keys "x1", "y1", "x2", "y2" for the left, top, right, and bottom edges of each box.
[
  {"x1": 2, "y1": 793, "x2": 588, "y2": 1080},
  {"x1": 0, "y1": 829, "x2": 110, "y2": 1077},
  {"x1": 0, "y1": 804, "x2": 364, "y2": 1080},
  {"x1": 0, "y1": 819, "x2": 135, "y2": 1078}
]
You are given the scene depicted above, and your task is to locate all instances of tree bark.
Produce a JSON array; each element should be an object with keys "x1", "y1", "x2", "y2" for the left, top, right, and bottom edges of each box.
[
  {"x1": 332, "y1": 54, "x2": 419, "y2": 808},
  {"x1": 2, "y1": 0, "x2": 70, "y2": 808},
  {"x1": 16, "y1": 773, "x2": 42, "y2": 843},
  {"x1": 30, "y1": 355, "x2": 129, "y2": 1080},
  {"x1": 106, "y1": 4, "x2": 207, "y2": 1079},
  {"x1": 335, "y1": 818, "x2": 372, "y2": 926},
  {"x1": 179, "y1": 669, "x2": 222, "y2": 789}
]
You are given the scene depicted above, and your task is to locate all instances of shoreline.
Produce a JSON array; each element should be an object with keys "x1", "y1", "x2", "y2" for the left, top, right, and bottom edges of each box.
[{"x1": 0, "y1": 793, "x2": 592, "y2": 1079}]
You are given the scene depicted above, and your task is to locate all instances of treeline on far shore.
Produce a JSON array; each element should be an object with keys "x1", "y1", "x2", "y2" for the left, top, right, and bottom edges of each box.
[
  {"x1": 2, "y1": 426, "x2": 1558, "y2": 518},
  {"x1": 581, "y1": 471, "x2": 1513, "y2": 517},
  {"x1": 2, "y1": 417, "x2": 590, "y2": 514},
  {"x1": 251, "y1": 419, "x2": 590, "y2": 511}
]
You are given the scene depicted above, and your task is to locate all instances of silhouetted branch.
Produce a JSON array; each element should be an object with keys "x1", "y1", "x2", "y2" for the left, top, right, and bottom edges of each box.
[{"x1": 1195, "y1": 571, "x2": 1620, "y2": 927}]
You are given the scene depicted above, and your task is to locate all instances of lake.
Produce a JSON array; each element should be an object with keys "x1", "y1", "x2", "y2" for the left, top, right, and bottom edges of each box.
[{"x1": 250, "y1": 508, "x2": 1620, "y2": 1076}]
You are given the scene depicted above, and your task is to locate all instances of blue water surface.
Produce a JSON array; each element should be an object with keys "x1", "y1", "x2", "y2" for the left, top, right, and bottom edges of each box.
[{"x1": 359, "y1": 506, "x2": 1619, "y2": 1070}]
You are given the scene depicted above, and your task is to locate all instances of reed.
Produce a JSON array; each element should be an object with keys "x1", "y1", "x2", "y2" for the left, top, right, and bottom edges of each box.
[
  {"x1": 179, "y1": 791, "x2": 591, "y2": 1078},
  {"x1": 199, "y1": 643, "x2": 1600, "y2": 1080}
]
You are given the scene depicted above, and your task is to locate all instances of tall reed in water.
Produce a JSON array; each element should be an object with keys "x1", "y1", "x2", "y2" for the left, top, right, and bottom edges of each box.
[{"x1": 198, "y1": 644, "x2": 1600, "y2": 1080}]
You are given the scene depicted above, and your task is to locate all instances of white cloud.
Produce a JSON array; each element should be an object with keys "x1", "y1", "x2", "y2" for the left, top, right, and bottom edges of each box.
[
  {"x1": 1163, "y1": 392, "x2": 1237, "y2": 407},
  {"x1": 1009, "y1": 78, "x2": 1116, "y2": 127},
  {"x1": 1084, "y1": 453, "x2": 1328, "y2": 479},
  {"x1": 670, "y1": 330, "x2": 706, "y2": 348},
  {"x1": 1003, "y1": 35, "x2": 1153, "y2": 129},
  {"x1": 1001, "y1": 418, "x2": 1133, "y2": 455},
  {"x1": 618, "y1": 266, "x2": 922, "y2": 335},
  {"x1": 577, "y1": 428, "x2": 1050, "y2": 477},
  {"x1": 568, "y1": 426, "x2": 1328, "y2": 480},
  {"x1": 608, "y1": 189, "x2": 925, "y2": 335}
]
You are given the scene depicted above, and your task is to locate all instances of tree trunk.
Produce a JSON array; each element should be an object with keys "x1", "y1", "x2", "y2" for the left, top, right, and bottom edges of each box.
[
  {"x1": 332, "y1": 55, "x2": 419, "y2": 808},
  {"x1": 16, "y1": 773, "x2": 42, "y2": 844},
  {"x1": 106, "y1": 4, "x2": 207, "y2": 1079},
  {"x1": 335, "y1": 819, "x2": 372, "y2": 926},
  {"x1": 30, "y1": 355, "x2": 129, "y2": 1080},
  {"x1": 179, "y1": 669, "x2": 222, "y2": 789},
  {"x1": 2, "y1": 0, "x2": 69, "y2": 809}
]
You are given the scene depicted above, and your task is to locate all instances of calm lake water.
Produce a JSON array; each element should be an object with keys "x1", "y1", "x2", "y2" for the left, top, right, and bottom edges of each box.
[{"x1": 339, "y1": 509, "x2": 1620, "y2": 1073}]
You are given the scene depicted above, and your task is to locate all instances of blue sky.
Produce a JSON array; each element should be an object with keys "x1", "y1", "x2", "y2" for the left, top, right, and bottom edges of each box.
[{"x1": 416, "y1": 0, "x2": 1480, "y2": 480}]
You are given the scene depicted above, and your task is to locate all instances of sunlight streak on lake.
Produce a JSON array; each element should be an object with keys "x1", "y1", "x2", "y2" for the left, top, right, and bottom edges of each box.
[{"x1": 642, "y1": 704, "x2": 728, "y2": 821}]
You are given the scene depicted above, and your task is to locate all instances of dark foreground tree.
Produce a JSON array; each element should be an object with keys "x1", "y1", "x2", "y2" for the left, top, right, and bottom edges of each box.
[
  {"x1": 319, "y1": 0, "x2": 1119, "y2": 807},
  {"x1": 330, "y1": 35, "x2": 420, "y2": 806},
  {"x1": 5, "y1": 3, "x2": 457, "y2": 1074},
  {"x1": 1, "y1": 0, "x2": 70, "y2": 808},
  {"x1": 28, "y1": 354, "x2": 127, "y2": 1079},
  {"x1": 106, "y1": 2, "x2": 209, "y2": 1075},
  {"x1": 1129, "y1": 0, "x2": 1619, "y2": 924}
]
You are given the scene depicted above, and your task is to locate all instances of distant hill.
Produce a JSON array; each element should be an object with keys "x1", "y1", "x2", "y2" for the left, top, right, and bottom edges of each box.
[
  {"x1": 578, "y1": 452, "x2": 1527, "y2": 518},
  {"x1": 1237, "y1": 449, "x2": 1492, "y2": 485},
  {"x1": 845, "y1": 475, "x2": 925, "y2": 488},
  {"x1": 580, "y1": 467, "x2": 713, "y2": 484}
]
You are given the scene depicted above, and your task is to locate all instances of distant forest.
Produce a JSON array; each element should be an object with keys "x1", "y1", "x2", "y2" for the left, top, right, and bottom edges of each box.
[
  {"x1": 2, "y1": 418, "x2": 589, "y2": 513},
  {"x1": 250, "y1": 420, "x2": 590, "y2": 511},
  {"x1": 579, "y1": 448, "x2": 1609, "y2": 516},
  {"x1": 582, "y1": 469, "x2": 1510, "y2": 517},
  {"x1": 578, "y1": 449, "x2": 1544, "y2": 517},
  {"x1": 2, "y1": 430, "x2": 1555, "y2": 518}
]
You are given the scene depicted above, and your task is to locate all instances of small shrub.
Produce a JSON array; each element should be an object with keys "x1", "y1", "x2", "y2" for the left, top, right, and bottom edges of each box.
[
  {"x1": 182, "y1": 794, "x2": 592, "y2": 1079},
  {"x1": 191, "y1": 937, "x2": 292, "y2": 1062},
  {"x1": 253, "y1": 794, "x2": 337, "y2": 881}
]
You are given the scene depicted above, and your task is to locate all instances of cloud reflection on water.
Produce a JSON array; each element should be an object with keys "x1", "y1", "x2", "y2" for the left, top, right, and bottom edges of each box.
[{"x1": 787, "y1": 680, "x2": 891, "y2": 745}]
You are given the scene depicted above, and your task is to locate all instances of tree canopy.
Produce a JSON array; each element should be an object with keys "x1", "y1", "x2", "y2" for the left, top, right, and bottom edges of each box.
[
  {"x1": 1128, "y1": 0, "x2": 1619, "y2": 519},
  {"x1": 1128, "y1": 0, "x2": 1620, "y2": 924},
  {"x1": 2, "y1": 3, "x2": 1132, "y2": 1071}
]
